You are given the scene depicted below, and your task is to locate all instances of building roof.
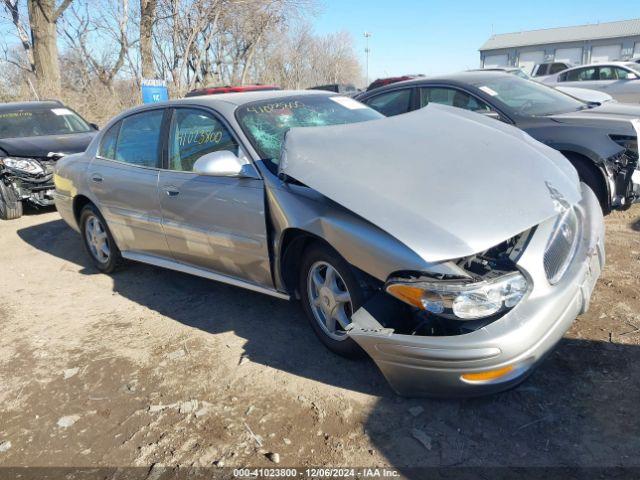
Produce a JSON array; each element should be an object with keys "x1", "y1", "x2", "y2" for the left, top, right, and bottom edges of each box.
[{"x1": 480, "y1": 18, "x2": 640, "y2": 51}]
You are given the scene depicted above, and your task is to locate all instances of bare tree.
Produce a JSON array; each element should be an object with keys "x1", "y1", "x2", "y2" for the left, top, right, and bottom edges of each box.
[
  {"x1": 1, "y1": 0, "x2": 34, "y2": 73},
  {"x1": 27, "y1": 0, "x2": 73, "y2": 96},
  {"x1": 139, "y1": 0, "x2": 156, "y2": 78},
  {"x1": 60, "y1": 0, "x2": 135, "y2": 91}
]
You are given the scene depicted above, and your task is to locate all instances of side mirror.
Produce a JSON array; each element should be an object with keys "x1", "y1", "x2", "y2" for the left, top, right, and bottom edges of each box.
[
  {"x1": 193, "y1": 150, "x2": 256, "y2": 178},
  {"x1": 627, "y1": 73, "x2": 639, "y2": 80},
  {"x1": 90, "y1": 123, "x2": 100, "y2": 130},
  {"x1": 480, "y1": 110, "x2": 502, "y2": 121}
]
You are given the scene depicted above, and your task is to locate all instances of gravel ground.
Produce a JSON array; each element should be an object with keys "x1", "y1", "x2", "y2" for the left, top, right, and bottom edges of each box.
[{"x1": 0, "y1": 206, "x2": 639, "y2": 477}]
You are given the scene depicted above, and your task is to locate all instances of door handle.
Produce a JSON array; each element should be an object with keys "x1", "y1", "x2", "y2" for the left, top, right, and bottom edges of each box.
[
  {"x1": 91, "y1": 173, "x2": 103, "y2": 183},
  {"x1": 163, "y1": 186, "x2": 180, "y2": 197}
]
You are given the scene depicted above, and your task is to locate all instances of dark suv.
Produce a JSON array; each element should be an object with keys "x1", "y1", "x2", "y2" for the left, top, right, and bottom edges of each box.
[{"x1": 0, "y1": 101, "x2": 97, "y2": 219}]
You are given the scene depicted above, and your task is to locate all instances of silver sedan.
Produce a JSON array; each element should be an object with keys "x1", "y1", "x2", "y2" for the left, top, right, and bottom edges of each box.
[
  {"x1": 53, "y1": 90, "x2": 604, "y2": 397},
  {"x1": 543, "y1": 62, "x2": 640, "y2": 103}
]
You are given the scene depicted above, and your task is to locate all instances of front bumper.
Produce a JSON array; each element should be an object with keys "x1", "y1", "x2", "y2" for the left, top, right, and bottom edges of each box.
[
  {"x1": 5, "y1": 174, "x2": 56, "y2": 207},
  {"x1": 348, "y1": 183, "x2": 605, "y2": 397}
]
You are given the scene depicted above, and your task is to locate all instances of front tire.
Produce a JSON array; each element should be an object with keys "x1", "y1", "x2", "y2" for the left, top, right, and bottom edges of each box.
[
  {"x1": 0, "y1": 180, "x2": 23, "y2": 220},
  {"x1": 79, "y1": 204, "x2": 122, "y2": 273},
  {"x1": 298, "y1": 243, "x2": 365, "y2": 358}
]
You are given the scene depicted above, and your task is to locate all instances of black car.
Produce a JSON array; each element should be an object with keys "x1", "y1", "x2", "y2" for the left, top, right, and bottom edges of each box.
[
  {"x1": 356, "y1": 72, "x2": 639, "y2": 213},
  {"x1": 0, "y1": 101, "x2": 97, "y2": 219}
]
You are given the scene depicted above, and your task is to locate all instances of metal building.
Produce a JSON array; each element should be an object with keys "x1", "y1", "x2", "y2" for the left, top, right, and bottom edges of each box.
[{"x1": 479, "y1": 18, "x2": 640, "y2": 74}]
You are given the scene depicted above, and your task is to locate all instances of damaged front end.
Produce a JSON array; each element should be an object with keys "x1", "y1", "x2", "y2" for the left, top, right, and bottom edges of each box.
[
  {"x1": 0, "y1": 155, "x2": 60, "y2": 209},
  {"x1": 279, "y1": 105, "x2": 605, "y2": 397},
  {"x1": 347, "y1": 185, "x2": 604, "y2": 397},
  {"x1": 607, "y1": 134, "x2": 639, "y2": 208}
]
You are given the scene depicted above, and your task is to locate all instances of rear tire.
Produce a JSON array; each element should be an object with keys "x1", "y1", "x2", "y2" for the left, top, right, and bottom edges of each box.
[
  {"x1": 0, "y1": 180, "x2": 23, "y2": 220},
  {"x1": 79, "y1": 204, "x2": 123, "y2": 273},
  {"x1": 298, "y1": 243, "x2": 366, "y2": 358}
]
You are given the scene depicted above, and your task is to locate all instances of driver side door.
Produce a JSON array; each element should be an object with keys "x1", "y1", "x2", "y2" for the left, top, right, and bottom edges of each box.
[{"x1": 158, "y1": 107, "x2": 272, "y2": 288}]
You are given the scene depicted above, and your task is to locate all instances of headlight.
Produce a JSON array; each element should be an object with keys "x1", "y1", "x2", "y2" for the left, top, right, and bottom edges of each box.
[
  {"x1": 1, "y1": 157, "x2": 44, "y2": 175},
  {"x1": 385, "y1": 271, "x2": 528, "y2": 320}
]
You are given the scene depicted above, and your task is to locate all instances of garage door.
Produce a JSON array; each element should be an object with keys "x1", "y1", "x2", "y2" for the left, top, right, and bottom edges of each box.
[
  {"x1": 518, "y1": 51, "x2": 545, "y2": 74},
  {"x1": 554, "y1": 47, "x2": 582, "y2": 65},
  {"x1": 483, "y1": 54, "x2": 508, "y2": 68},
  {"x1": 591, "y1": 44, "x2": 621, "y2": 63}
]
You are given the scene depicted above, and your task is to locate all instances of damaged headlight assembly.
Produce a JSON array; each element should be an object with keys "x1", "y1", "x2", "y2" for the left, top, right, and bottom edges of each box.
[
  {"x1": 1, "y1": 157, "x2": 44, "y2": 175},
  {"x1": 385, "y1": 271, "x2": 528, "y2": 320}
]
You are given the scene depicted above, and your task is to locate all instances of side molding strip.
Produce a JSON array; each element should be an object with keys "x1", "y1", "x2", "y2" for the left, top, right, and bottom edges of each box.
[{"x1": 121, "y1": 251, "x2": 291, "y2": 301}]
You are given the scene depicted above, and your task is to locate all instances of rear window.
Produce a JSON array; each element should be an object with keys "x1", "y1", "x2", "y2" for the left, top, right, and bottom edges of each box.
[
  {"x1": 0, "y1": 107, "x2": 91, "y2": 139},
  {"x1": 549, "y1": 63, "x2": 568, "y2": 74}
]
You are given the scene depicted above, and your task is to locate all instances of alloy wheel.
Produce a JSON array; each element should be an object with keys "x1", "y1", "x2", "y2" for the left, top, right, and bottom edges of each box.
[
  {"x1": 307, "y1": 261, "x2": 353, "y2": 341},
  {"x1": 84, "y1": 214, "x2": 111, "y2": 264}
]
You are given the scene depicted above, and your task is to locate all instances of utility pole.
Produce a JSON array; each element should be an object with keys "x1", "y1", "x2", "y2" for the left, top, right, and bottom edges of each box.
[{"x1": 364, "y1": 31, "x2": 372, "y2": 87}]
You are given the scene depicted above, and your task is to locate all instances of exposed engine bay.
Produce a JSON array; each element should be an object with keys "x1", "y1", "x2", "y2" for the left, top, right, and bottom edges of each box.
[
  {"x1": 607, "y1": 135, "x2": 639, "y2": 209},
  {"x1": 355, "y1": 230, "x2": 532, "y2": 338}
]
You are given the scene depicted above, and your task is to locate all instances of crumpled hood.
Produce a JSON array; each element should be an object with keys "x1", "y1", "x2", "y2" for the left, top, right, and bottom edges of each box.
[
  {"x1": 0, "y1": 132, "x2": 96, "y2": 158},
  {"x1": 549, "y1": 103, "x2": 640, "y2": 136},
  {"x1": 280, "y1": 104, "x2": 581, "y2": 263}
]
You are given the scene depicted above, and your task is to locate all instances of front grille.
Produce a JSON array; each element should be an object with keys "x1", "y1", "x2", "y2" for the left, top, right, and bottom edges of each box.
[{"x1": 543, "y1": 208, "x2": 580, "y2": 284}]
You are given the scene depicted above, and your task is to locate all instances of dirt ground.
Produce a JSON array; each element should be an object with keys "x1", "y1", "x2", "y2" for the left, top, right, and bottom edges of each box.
[{"x1": 0, "y1": 205, "x2": 639, "y2": 477}]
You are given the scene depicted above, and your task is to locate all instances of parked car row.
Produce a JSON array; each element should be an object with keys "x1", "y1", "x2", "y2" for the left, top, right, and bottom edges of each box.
[
  {"x1": 542, "y1": 62, "x2": 640, "y2": 104},
  {"x1": 0, "y1": 67, "x2": 636, "y2": 396}
]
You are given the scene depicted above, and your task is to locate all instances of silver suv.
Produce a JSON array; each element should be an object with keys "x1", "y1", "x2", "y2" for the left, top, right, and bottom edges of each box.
[{"x1": 53, "y1": 90, "x2": 605, "y2": 397}]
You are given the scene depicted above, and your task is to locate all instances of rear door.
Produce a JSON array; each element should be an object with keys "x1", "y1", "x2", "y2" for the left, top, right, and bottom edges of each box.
[
  {"x1": 158, "y1": 107, "x2": 272, "y2": 287},
  {"x1": 89, "y1": 109, "x2": 168, "y2": 256}
]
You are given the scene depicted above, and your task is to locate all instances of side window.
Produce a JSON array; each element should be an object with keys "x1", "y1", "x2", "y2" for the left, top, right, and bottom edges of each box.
[
  {"x1": 115, "y1": 110, "x2": 163, "y2": 167},
  {"x1": 565, "y1": 67, "x2": 596, "y2": 82},
  {"x1": 168, "y1": 109, "x2": 239, "y2": 172},
  {"x1": 420, "y1": 87, "x2": 491, "y2": 112},
  {"x1": 549, "y1": 63, "x2": 567, "y2": 74},
  {"x1": 614, "y1": 67, "x2": 634, "y2": 79},
  {"x1": 365, "y1": 89, "x2": 412, "y2": 116},
  {"x1": 598, "y1": 67, "x2": 616, "y2": 80},
  {"x1": 98, "y1": 122, "x2": 120, "y2": 160}
]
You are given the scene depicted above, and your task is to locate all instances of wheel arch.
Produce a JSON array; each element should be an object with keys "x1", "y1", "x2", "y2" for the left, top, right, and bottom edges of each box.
[
  {"x1": 72, "y1": 194, "x2": 95, "y2": 225},
  {"x1": 279, "y1": 228, "x2": 335, "y2": 299},
  {"x1": 560, "y1": 150, "x2": 611, "y2": 213}
]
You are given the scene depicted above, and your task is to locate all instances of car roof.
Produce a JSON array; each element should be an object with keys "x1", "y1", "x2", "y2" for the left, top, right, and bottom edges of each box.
[
  {"x1": 0, "y1": 100, "x2": 63, "y2": 112},
  {"x1": 468, "y1": 67, "x2": 519, "y2": 72},
  {"x1": 562, "y1": 62, "x2": 634, "y2": 71},
  {"x1": 174, "y1": 89, "x2": 333, "y2": 107},
  {"x1": 361, "y1": 71, "x2": 511, "y2": 94}
]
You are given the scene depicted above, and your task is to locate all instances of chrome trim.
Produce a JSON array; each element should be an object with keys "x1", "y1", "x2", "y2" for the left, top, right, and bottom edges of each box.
[{"x1": 121, "y1": 251, "x2": 290, "y2": 300}]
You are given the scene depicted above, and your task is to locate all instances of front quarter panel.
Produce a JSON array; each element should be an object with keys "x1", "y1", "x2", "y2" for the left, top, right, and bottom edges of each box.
[{"x1": 267, "y1": 182, "x2": 466, "y2": 291}]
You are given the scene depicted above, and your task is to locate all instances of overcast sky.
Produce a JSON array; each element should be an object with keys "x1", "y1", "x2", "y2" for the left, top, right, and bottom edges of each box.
[{"x1": 314, "y1": 0, "x2": 638, "y2": 80}]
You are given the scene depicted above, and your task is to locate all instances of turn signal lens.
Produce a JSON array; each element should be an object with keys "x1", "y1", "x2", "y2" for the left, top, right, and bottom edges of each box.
[
  {"x1": 461, "y1": 365, "x2": 514, "y2": 382},
  {"x1": 385, "y1": 284, "x2": 425, "y2": 309}
]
